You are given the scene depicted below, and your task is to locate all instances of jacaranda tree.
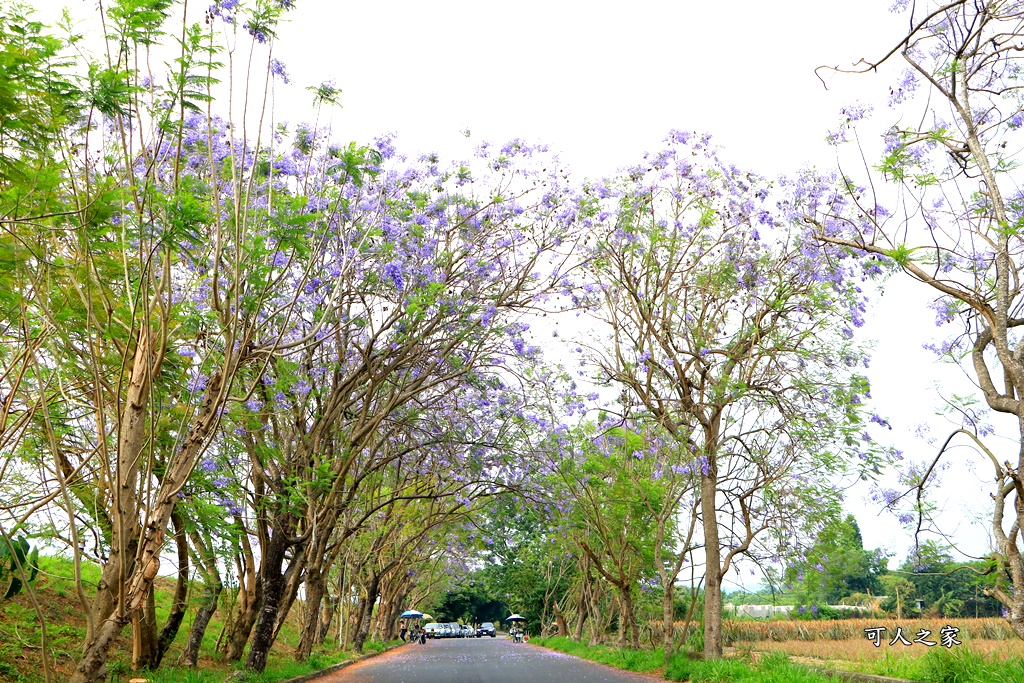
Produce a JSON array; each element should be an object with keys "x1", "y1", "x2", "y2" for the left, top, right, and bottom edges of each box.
[
  {"x1": 581, "y1": 131, "x2": 892, "y2": 658},
  {"x1": 811, "y1": 0, "x2": 1024, "y2": 639}
]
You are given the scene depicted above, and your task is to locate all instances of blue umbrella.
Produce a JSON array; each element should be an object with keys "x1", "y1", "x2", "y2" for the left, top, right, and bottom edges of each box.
[{"x1": 400, "y1": 610, "x2": 424, "y2": 619}]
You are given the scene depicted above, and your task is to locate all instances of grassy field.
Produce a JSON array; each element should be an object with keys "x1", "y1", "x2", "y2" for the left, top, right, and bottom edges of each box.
[
  {"x1": 721, "y1": 617, "x2": 1017, "y2": 644},
  {"x1": 0, "y1": 555, "x2": 394, "y2": 683},
  {"x1": 536, "y1": 618, "x2": 1024, "y2": 682},
  {"x1": 533, "y1": 637, "x2": 843, "y2": 682}
]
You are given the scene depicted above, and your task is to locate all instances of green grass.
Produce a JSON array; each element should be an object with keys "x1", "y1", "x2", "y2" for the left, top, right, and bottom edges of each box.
[
  {"x1": 867, "y1": 645, "x2": 1024, "y2": 683},
  {"x1": 1, "y1": 554, "x2": 400, "y2": 683},
  {"x1": 669, "y1": 651, "x2": 843, "y2": 682},
  {"x1": 539, "y1": 631, "x2": 1024, "y2": 683},
  {"x1": 535, "y1": 639, "x2": 847, "y2": 682},
  {"x1": 533, "y1": 636, "x2": 664, "y2": 674}
]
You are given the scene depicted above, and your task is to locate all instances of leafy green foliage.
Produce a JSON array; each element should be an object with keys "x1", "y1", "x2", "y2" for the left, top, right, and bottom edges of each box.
[
  {"x1": 784, "y1": 515, "x2": 887, "y2": 607},
  {"x1": 0, "y1": 4, "x2": 80, "y2": 173},
  {"x1": 0, "y1": 535, "x2": 38, "y2": 600},
  {"x1": 896, "y1": 542, "x2": 1001, "y2": 618}
]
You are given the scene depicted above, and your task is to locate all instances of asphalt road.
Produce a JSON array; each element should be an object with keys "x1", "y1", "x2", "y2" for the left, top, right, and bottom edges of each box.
[{"x1": 312, "y1": 636, "x2": 662, "y2": 683}]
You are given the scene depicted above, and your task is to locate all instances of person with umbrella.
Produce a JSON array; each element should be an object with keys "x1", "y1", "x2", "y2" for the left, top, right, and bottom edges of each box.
[
  {"x1": 400, "y1": 610, "x2": 423, "y2": 643},
  {"x1": 506, "y1": 614, "x2": 527, "y2": 643}
]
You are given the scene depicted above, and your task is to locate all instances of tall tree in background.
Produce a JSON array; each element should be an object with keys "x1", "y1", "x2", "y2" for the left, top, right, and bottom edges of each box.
[
  {"x1": 582, "y1": 131, "x2": 890, "y2": 658},
  {"x1": 812, "y1": 0, "x2": 1024, "y2": 639},
  {"x1": 784, "y1": 515, "x2": 887, "y2": 606}
]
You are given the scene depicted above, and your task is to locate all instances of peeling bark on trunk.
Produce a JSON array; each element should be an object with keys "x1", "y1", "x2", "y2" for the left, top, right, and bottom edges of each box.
[
  {"x1": 72, "y1": 368, "x2": 227, "y2": 683},
  {"x1": 90, "y1": 330, "x2": 153, "y2": 633},
  {"x1": 132, "y1": 588, "x2": 158, "y2": 670}
]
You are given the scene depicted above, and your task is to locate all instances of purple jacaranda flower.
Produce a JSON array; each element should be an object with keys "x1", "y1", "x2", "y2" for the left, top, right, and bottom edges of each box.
[
  {"x1": 269, "y1": 58, "x2": 291, "y2": 84},
  {"x1": 383, "y1": 261, "x2": 403, "y2": 289},
  {"x1": 243, "y1": 21, "x2": 268, "y2": 43},
  {"x1": 188, "y1": 374, "x2": 209, "y2": 393}
]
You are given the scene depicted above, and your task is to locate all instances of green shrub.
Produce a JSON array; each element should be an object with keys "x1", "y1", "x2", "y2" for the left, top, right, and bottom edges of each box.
[
  {"x1": 916, "y1": 646, "x2": 1024, "y2": 683},
  {"x1": 688, "y1": 658, "x2": 755, "y2": 682},
  {"x1": 664, "y1": 653, "x2": 691, "y2": 681}
]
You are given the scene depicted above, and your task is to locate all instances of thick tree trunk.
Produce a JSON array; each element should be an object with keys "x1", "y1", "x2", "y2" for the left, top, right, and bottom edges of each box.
[
  {"x1": 353, "y1": 573, "x2": 382, "y2": 653},
  {"x1": 180, "y1": 580, "x2": 221, "y2": 667},
  {"x1": 587, "y1": 574, "x2": 603, "y2": 646},
  {"x1": 154, "y1": 512, "x2": 190, "y2": 668},
  {"x1": 377, "y1": 581, "x2": 408, "y2": 642},
  {"x1": 223, "y1": 520, "x2": 259, "y2": 661},
  {"x1": 573, "y1": 562, "x2": 590, "y2": 642},
  {"x1": 347, "y1": 594, "x2": 366, "y2": 649},
  {"x1": 617, "y1": 593, "x2": 626, "y2": 649},
  {"x1": 662, "y1": 581, "x2": 675, "y2": 666},
  {"x1": 224, "y1": 588, "x2": 260, "y2": 661},
  {"x1": 572, "y1": 598, "x2": 587, "y2": 642},
  {"x1": 244, "y1": 526, "x2": 290, "y2": 672},
  {"x1": 70, "y1": 615, "x2": 127, "y2": 683},
  {"x1": 553, "y1": 601, "x2": 568, "y2": 637},
  {"x1": 317, "y1": 590, "x2": 338, "y2": 646},
  {"x1": 272, "y1": 550, "x2": 306, "y2": 642},
  {"x1": 621, "y1": 585, "x2": 639, "y2": 649},
  {"x1": 132, "y1": 588, "x2": 158, "y2": 670},
  {"x1": 72, "y1": 366, "x2": 227, "y2": 683},
  {"x1": 701, "y1": 465, "x2": 723, "y2": 659},
  {"x1": 294, "y1": 567, "x2": 326, "y2": 660},
  {"x1": 317, "y1": 565, "x2": 345, "y2": 646}
]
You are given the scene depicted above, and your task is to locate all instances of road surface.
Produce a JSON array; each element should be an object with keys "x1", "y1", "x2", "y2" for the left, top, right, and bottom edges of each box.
[{"x1": 312, "y1": 636, "x2": 662, "y2": 683}]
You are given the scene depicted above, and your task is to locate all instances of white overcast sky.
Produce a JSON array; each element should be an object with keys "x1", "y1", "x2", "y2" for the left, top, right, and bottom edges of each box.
[
  {"x1": 274, "y1": 0, "x2": 999, "y2": 565},
  {"x1": 51, "y1": 0, "x2": 1005, "y2": 576},
  {"x1": 271, "y1": 0, "x2": 999, "y2": 570}
]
